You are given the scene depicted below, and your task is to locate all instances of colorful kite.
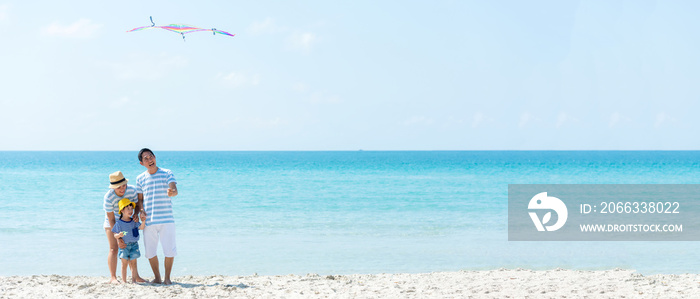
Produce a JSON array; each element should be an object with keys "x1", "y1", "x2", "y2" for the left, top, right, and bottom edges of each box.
[{"x1": 128, "y1": 16, "x2": 235, "y2": 41}]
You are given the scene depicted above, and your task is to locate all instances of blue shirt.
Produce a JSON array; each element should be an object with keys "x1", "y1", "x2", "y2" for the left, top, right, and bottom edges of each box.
[
  {"x1": 136, "y1": 168, "x2": 177, "y2": 225},
  {"x1": 111, "y1": 218, "x2": 141, "y2": 243}
]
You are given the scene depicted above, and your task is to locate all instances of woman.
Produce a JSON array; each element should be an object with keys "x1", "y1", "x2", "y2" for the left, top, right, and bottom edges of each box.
[{"x1": 103, "y1": 171, "x2": 145, "y2": 284}]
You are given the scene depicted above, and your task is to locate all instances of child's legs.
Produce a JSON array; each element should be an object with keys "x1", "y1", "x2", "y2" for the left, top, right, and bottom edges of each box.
[
  {"x1": 120, "y1": 258, "x2": 129, "y2": 282},
  {"x1": 126, "y1": 243, "x2": 144, "y2": 281},
  {"x1": 129, "y1": 259, "x2": 138, "y2": 279}
]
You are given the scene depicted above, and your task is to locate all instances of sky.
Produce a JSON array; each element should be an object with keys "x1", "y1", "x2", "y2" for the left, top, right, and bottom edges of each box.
[{"x1": 0, "y1": 0, "x2": 698, "y2": 150}]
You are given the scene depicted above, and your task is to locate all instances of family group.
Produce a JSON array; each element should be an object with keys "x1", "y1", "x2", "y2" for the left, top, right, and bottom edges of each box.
[{"x1": 102, "y1": 148, "x2": 179, "y2": 285}]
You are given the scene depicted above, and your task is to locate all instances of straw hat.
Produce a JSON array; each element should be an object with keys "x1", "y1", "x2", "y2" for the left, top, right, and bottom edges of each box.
[{"x1": 109, "y1": 171, "x2": 129, "y2": 189}]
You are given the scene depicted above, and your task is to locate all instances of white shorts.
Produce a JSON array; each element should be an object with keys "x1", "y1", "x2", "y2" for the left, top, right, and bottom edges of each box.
[{"x1": 143, "y1": 223, "x2": 177, "y2": 259}]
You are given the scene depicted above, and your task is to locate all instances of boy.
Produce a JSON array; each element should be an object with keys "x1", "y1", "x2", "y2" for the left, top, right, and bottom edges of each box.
[
  {"x1": 112, "y1": 198, "x2": 147, "y2": 284},
  {"x1": 136, "y1": 148, "x2": 179, "y2": 285}
]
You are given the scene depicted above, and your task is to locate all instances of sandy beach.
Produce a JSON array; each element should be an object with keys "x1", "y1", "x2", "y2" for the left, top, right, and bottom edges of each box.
[{"x1": 2, "y1": 269, "x2": 699, "y2": 298}]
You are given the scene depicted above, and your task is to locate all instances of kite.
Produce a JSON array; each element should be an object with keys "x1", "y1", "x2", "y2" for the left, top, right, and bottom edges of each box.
[{"x1": 128, "y1": 16, "x2": 235, "y2": 41}]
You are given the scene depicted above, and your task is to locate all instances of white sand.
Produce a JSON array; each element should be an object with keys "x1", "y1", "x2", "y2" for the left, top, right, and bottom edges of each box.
[{"x1": 2, "y1": 269, "x2": 699, "y2": 298}]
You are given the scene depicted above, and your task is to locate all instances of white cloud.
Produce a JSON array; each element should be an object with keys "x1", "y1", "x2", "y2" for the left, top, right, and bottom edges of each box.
[
  {"x1": 654, "y1": 112, "x2": 676, "y2": 128},
  {"x1": 291, "y1": 83, "x2": 340, "y2": 104},
  {"x1": 249, "y1": 17, "x2": 318, "y2": 53},
  {"x1": 472, "y1": 112, "x2": 495, "y2": 128},
  {"x1": 100, "y1": 53, "x2": 188, "y2": 81},
  {"x1": 472, "y1": 113, "x2": 485, "y2": 128},
  {"x1": 109, "y1": 97, "x2": 131, "y2": 109},
  {"x1": 0, "y1": 5, "x2": 9, "y2": 21},
  {"x1": 248, "y1": 17, "x2": 285, "y2": 35},
  {"x1": 218, "y1": 71, "x2": 261, "y2": 88},
  {"x1": 251, "y1": 117, "x2": 284, "y2": 128},
  {"x1": 442, "y1": 116, "x2": 464, "y2": 128},
  {"x1": 555, "y1": 112, "x2": 579, "y2": 128},
  {"x1": 213, "y1": 117, "x2": 286, "y2": 129},
  {"x1": 519, "y1": 112, "x2": 538, "y2": 128},
  {"x1": 309, "y1": 91, "x2": 341, "y2": 104},
  {"x1": 42, "y1": 19, "x2": 102, "y2": 38},
  {"x1": 292, "y1": 83, "x2": 309, "y2": 92},
  {"x1": 609, "y1": 112, "x2": 631, "y2": 128},
  {"x1": 287, "y1": 32, "x2": 317, "y2": 52},
  {"x1": 402, "y1": 116, "x2": 434, "y2": 126}
]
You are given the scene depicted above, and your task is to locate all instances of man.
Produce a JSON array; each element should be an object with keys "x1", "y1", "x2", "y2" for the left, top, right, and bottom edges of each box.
[{"x1": 136, "y1": 148, "x2": 178, "y2": 285}]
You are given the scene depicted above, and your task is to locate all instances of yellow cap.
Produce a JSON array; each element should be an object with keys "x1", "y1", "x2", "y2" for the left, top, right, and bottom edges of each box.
[{"x1": 118, "y1": 198, "x2": 135, "y2": 214}]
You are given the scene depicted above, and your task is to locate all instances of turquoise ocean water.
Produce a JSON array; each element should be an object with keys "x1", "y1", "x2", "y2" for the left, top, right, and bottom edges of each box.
[{"x1": 1, "y1": 151, "x2": 699, "y2": 276}]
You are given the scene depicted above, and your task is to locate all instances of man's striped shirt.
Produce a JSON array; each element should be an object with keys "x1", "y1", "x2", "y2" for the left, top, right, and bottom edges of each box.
[{"x1": 136, "y1": 168, "x2": 177, "y2": 225}]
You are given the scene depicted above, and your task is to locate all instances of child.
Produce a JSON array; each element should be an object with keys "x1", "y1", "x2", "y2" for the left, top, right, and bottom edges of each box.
[{"x1": 112, "y1": 198, "x2": 147, "y2": 284}]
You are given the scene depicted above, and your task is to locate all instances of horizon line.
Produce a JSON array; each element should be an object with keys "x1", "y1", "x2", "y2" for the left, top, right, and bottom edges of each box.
[{"x1": 1, "y1": 149, "x2": 700, "y2": 152}]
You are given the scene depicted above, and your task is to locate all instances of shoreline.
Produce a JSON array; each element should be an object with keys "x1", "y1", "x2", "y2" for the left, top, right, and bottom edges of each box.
[{"x1": 2, "y1": 269, "x2": 699, "y2": 298}]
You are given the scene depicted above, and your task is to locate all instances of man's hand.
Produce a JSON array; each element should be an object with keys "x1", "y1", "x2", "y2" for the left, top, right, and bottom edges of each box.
[
  {"x1": 117, "y1": 238, "x2": 126, "y2": 249},
  {"x1": 167, "y1": 188, "x2": 178, "y2": 197},
  {"x1": 140, "y1": 212, "x2": 147, "y2": 222}
]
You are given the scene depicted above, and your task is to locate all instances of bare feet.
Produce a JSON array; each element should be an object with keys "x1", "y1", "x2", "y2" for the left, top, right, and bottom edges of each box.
[
  {"x1": 151, "y1": 278, "x2": 162, "y2": 284},
  {"x1": 163, "y1": 279, "x2": 173, "y2": 285},
  {"x1": 109, "y1": 278, "x2": 121, "y2": 285},
  {"x1": 133, "y1": 277, "x2": 147, "y2": 283}
]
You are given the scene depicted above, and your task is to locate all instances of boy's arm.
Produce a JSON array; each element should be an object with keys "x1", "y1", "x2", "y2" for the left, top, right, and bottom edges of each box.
[
  {"x1": 137, "y1": 193, "x2": 145, "y2": 215},
  {"x1": 112, "y1": 225, "x2": 125, "y2": 239},
  {"x1": 111, "y1": 223, "x2": 127, "y2": 248},
  {"x1": 134, "y1": 200, "x2": 142, "y2": 222},
  {"x1": 167, "y1": 182, "x2": 178, "y2": 197},
  {"x1": 108, "y1": 212, "x2": 127, "y2": 248},
  {"x1": 139, "y1": 212, "x2": 146, "y2": 230}
]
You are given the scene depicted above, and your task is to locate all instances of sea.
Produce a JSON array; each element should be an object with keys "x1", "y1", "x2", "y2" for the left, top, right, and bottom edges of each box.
[{"x1": 1, "y1": 151, "x2": 699, "y2": 276}]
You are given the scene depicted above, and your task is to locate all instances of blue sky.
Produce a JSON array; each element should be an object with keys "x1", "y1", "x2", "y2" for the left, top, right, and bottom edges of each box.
[{"x1": 0, "y1": 1, "x2": 698, "y2": 150}]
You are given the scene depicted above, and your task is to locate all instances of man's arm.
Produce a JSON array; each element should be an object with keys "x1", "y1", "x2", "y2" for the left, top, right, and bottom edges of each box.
[{"x1": 106, "y1": 212, "x2": 116, "y2": 229}]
